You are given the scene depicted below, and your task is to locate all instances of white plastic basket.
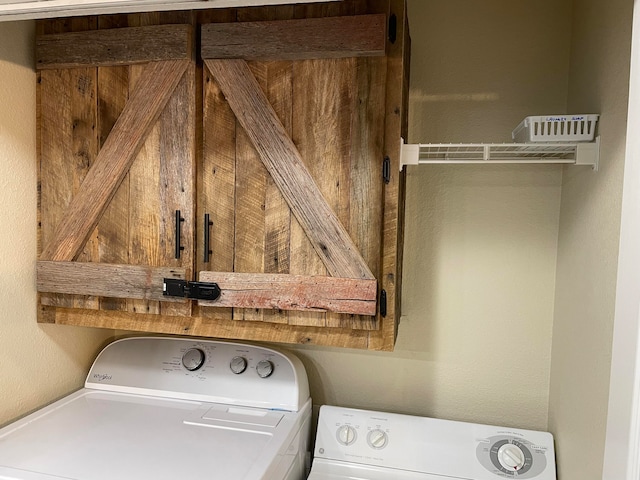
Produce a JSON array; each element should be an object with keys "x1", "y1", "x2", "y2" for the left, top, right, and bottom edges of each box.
[{"x1": 512, "y1": 114, "x2": 599, "y2": 143}]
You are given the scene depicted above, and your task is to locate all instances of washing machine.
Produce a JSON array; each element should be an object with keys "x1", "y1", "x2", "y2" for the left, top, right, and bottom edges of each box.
[
  {"x1": 309, "y1": 405, "x2": 556, "y2": 479},
  {"x1": 0, "y1": 336, "x2": 311, "y2": 480}
]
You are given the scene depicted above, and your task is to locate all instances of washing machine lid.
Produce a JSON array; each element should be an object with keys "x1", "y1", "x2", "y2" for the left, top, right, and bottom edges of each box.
[
  {"x1": 0, "y1": 389, "x2": 306, "y2": 480},
  {"x1": 308, "y1": 460, "x2": 452, "y2": 480}
]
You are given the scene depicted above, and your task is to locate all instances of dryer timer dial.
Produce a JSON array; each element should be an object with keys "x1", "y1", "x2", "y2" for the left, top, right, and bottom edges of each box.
[{"x1": 182, "y1": 348, "x2": 205, "y2": 371}]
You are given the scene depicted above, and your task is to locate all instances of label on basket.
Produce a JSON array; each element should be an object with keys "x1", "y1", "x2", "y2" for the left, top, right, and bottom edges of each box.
[{"x1": 544, "y1": 115, "x2": 586, "y2": 122}]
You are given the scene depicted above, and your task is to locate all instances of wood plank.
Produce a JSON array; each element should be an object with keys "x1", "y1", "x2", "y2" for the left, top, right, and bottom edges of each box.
[
  {"x1": 368, "y1": 0, "x2": 407, "y2": 351},
  {"x1": 263, "y1": 60, "x2": 293, "y2": 324},
  {"x1": 233, "y1": 62, "x2": 268, "y2": 323},
  {"x1": 294, "y1": 0, "x2": 355, "y2": 19},
  {"x1": 201, "y1": 15, "x2": 386, "y2": 61},
  {"x1": 41, "y1": 306, "x2": 372, "y2": 350},
  {"x1": 95, "y1": 69, "x2": 129, "y2": 311},
  {"x1": 205, "y1": 58, "x2": 374, "y2": 281},
  {"x1": 38, "y1": 18, "x2": 86, "y2": 310},
  {"x1": 158, "y1": 62, "x2": 196, "y2": 317},
  {"x1": 127, "y1": 63, "x2": 161, "y2": 315},
  {"x1": 199, "y1": 57, "x2": 236, "y2": 322},
  {"x1": 37, "y1": 261, "x2": 187, "y2": 302},
  {"x1": 196, "y1": 5, "x2": 236, "y2": 322},
  {"x1": 333, "y1": 55, "x2": 387, "y2": 329},
  {"x1": 288, "y1": 60, "x2": 326, "y2": 328},
  {"x1": 39, "y1": 67, "x2": 97, "y2": 309},
  {"x1": 96, "y1": 17, "x2": 131, "y2": 312},
  {"x1": 36, "y1": 24, "x2": 193, "y2": 70},
  {"x1": 123, "y1": 7, "x2": 163, "y2": 314},
  {"x1": 235, "y1": 5, "x2": 293, "y2": 325},
  {"x1": 292, "y1": 58, "x2": 356, "y2": 327},
  {"x1": 40, "y1": 59, "x2": 190, "y2": 263},
  {"x1": 198, "y1": 272, "x2": 376, "y2": 315}
]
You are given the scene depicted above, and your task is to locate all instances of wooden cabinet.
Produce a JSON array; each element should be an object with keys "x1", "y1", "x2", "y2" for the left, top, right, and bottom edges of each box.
[{"x1": 35, "y1": 0, "x2": 409, "y2": 351}]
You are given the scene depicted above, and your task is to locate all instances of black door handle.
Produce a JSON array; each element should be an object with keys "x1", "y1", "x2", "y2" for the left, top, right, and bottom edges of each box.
[
  {"x1": 204, "y1": 213, "x2": 213, "y2": 263},
  {"x1": 175, "y1": 210, "x2": 185, "y2": 259}
]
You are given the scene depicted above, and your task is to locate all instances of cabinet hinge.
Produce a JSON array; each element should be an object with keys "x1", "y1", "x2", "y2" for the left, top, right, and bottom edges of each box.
[
  {"x1": 380, "y1": 289, "x2": 387, "y2": 317},
  {"x1": 163, "y1": 278, "x2": 221, "y2": 301},
  {"x1": 388, "y1": 14, "x2": 397, "y2": 44},
  {"x1": 383, "y1": 156, "x2": 391, "y2": 184}
]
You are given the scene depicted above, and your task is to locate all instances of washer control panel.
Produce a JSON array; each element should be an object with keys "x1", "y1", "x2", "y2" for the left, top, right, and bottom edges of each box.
[
  {"x1": 314, "y1": 406, "x2": 556, "y2": 480},
  {"x1": 86, "y1": 337, "x2": 309, "y2": 412},
  {"x1": 476, "y1": 435, "x2": 549, "y2": 478}
]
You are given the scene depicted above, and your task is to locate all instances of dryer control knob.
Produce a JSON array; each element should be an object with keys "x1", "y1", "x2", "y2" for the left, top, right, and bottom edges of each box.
[
  {"x1": 497, "y1": 443, "x2": 526, "y2": 471},
  {"x1": 182, "y1": 348, "x2": 205, "y2": 371},
  {"x1": 256, "y1": 360, "x2": 274, "y2": 378},
  {"x1": 367, "y1": 429, "x2": 388, "y2": 449},
  {"x1": 230, "y1": 356, "x2": 248, "y2": 374},
  {"x1": 337, "y1": 425, "x2": 357, "y2": 446}
]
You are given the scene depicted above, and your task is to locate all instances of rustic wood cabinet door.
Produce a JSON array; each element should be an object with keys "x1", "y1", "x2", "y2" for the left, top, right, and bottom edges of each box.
[
  {"x1": 35, "y1": 0, "x2": 409, "y2": 351},
  {"x1": 37, "y1": 22, "x2": 196, "y2": 317},
  {"x1": 198, "y1": 56, "x2": 386, "y2": 330}
]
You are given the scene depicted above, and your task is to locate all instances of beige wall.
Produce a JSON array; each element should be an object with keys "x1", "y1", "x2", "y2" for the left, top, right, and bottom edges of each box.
[
  {"x1": 548, "y1": 0, "x2": 633, "y2": 478},
  {"x1": 0, "y1": 20, "x2": 113, "y2": 427},
  {"x1": 289, "y1": 0, "x2": 571, "y2": 431}
]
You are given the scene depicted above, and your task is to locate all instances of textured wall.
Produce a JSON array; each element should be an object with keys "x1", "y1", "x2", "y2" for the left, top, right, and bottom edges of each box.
[
  {"x1": 289, "y1": 0, "x2": 571, "y2": 431},
  {"x1": 0, "y1": 20, "x2": 113, "y2": 427},
  {"x1": 548, "y1": 0, "x2": 633, "y2": 478}
]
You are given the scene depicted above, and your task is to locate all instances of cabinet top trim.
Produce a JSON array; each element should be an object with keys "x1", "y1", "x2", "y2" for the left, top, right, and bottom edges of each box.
[
  {"x1": 201, "y1": 14, "x2": 387, "y2": 61},
  {"x1": 36, "y1": 24, "x2": 194, "y2": 70}
]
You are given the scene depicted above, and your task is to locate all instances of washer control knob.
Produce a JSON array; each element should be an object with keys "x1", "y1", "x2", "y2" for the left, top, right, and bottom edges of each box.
[
  {"x1": 230, "y1": 356, "x2": 248, "y2": 374},
  {"x1": 256, "y1": 360, "x2": 274, "y2": 378},
  {"x1": 367, "y1": 429, "x2": 388, "y2": 449},
  {"x1": 497, "y1": 443, "x2": 526, "y2": 471},
  {"x1": 182, "y1": 348, "x2": 205, "y2": 371},
  {"x1": 337, "y1": 425, "x2": 357, "y2": 446}
]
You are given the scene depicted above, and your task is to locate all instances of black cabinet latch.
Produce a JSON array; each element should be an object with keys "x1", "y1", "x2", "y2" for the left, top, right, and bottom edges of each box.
[
  {"x1": 163, "y1": 279, "x2": 221, "y2": 301},
  {"x1": 380, "y1": 289, "x2": 387, "y2": 317}
]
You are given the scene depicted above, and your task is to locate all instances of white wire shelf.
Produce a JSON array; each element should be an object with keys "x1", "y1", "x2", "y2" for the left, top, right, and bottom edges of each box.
[{"x1": 400, "y1": 137, "x2": 600, "y2": 171}]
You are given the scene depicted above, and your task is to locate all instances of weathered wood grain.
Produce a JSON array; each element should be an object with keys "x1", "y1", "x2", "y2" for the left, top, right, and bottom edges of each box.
[
  {"x1": 37, "y1": 261, "x2": 187, "y2": 302},
  {"x1": 96, "y1": 17, "x2": 130, "y2": 311},
  {"x1": 263, "y1": 60, "x2": 293, "y2": 324},
  {"x1": 36, "y1": 24, "x2": 193, "y2": 70},
  {"x1": 368, "y1": 0, "x2": 408, "y2": 351},
  {"x1": 233, "y1": 6, "x2": 293, "y2": 325},
  {"x1": 205, "y1": 58, "x2": 374, "y2": 281},
  {"x1": 40, "y1": 59, "x2": 190, "y2": 263},
  {"x1": 39, "y1": 67, "x2": 98, "y2": 309},
  {"x1": 198, "y1": 272, "x2": 376, "y2": 315},
  {"x1": 195, "y1": 4, "x2": 236, "y2": 322},
  {"x1": 41, "y1": 306, "x2": 371, "y2": 349},
  {"x1": 335, "y1": 56, "x2": 387, "y2": 329},
  {"x1": 290, "y1": 58, "x2": 355, "y2": 327},
  {"x1": 294, "y1": 1, "x2": 355, "y2": 19},
  {"x1": 199, "y1": 60, "x2": 236, "y2": 322},
  {"x1": 233, "y1": 62, "x2": 268, "y2": 322},
  {"x1": 201, "y1": 15, "x2": 386, "y2": 61},
  {"x1": 157, "y1": 62, "x2": 196, "y2": 317},
  {"x1": 127, "y1": 63, "x2": 162, "y2": 315},
  {"x1": 96, "y1": 66, "x2": 129, "y2": 311}
]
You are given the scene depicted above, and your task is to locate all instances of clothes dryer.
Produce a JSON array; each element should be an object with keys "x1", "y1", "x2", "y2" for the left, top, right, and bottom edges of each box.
[{"x1": 309, "y1": 406, "x2": 555, "y2": 480}]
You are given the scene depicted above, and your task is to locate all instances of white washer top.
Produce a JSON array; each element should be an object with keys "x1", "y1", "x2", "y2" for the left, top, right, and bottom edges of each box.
[
  {"x1": 311, "y1": 406, "x2": 556, "y2": 480},
  {"x1": 308, "y1": 459, "x2": 450, "y2": 479},
  {"x1": 0, "y1": 337, "x2": 312, "y2": 480}
]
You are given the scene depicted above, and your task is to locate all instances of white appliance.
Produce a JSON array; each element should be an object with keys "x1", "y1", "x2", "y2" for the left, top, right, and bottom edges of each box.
[
  {"x1": 0, "y1": 336, "x2": 312, "y2": 480},
  {"x1": 309, "y1": 405, "x2": 556, "y2": 480}
]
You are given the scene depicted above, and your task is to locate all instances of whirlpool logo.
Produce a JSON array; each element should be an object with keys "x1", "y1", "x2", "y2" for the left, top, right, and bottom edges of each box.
[{"x1": 92, "y1": 373, "x2": 113, "y2": 382}]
